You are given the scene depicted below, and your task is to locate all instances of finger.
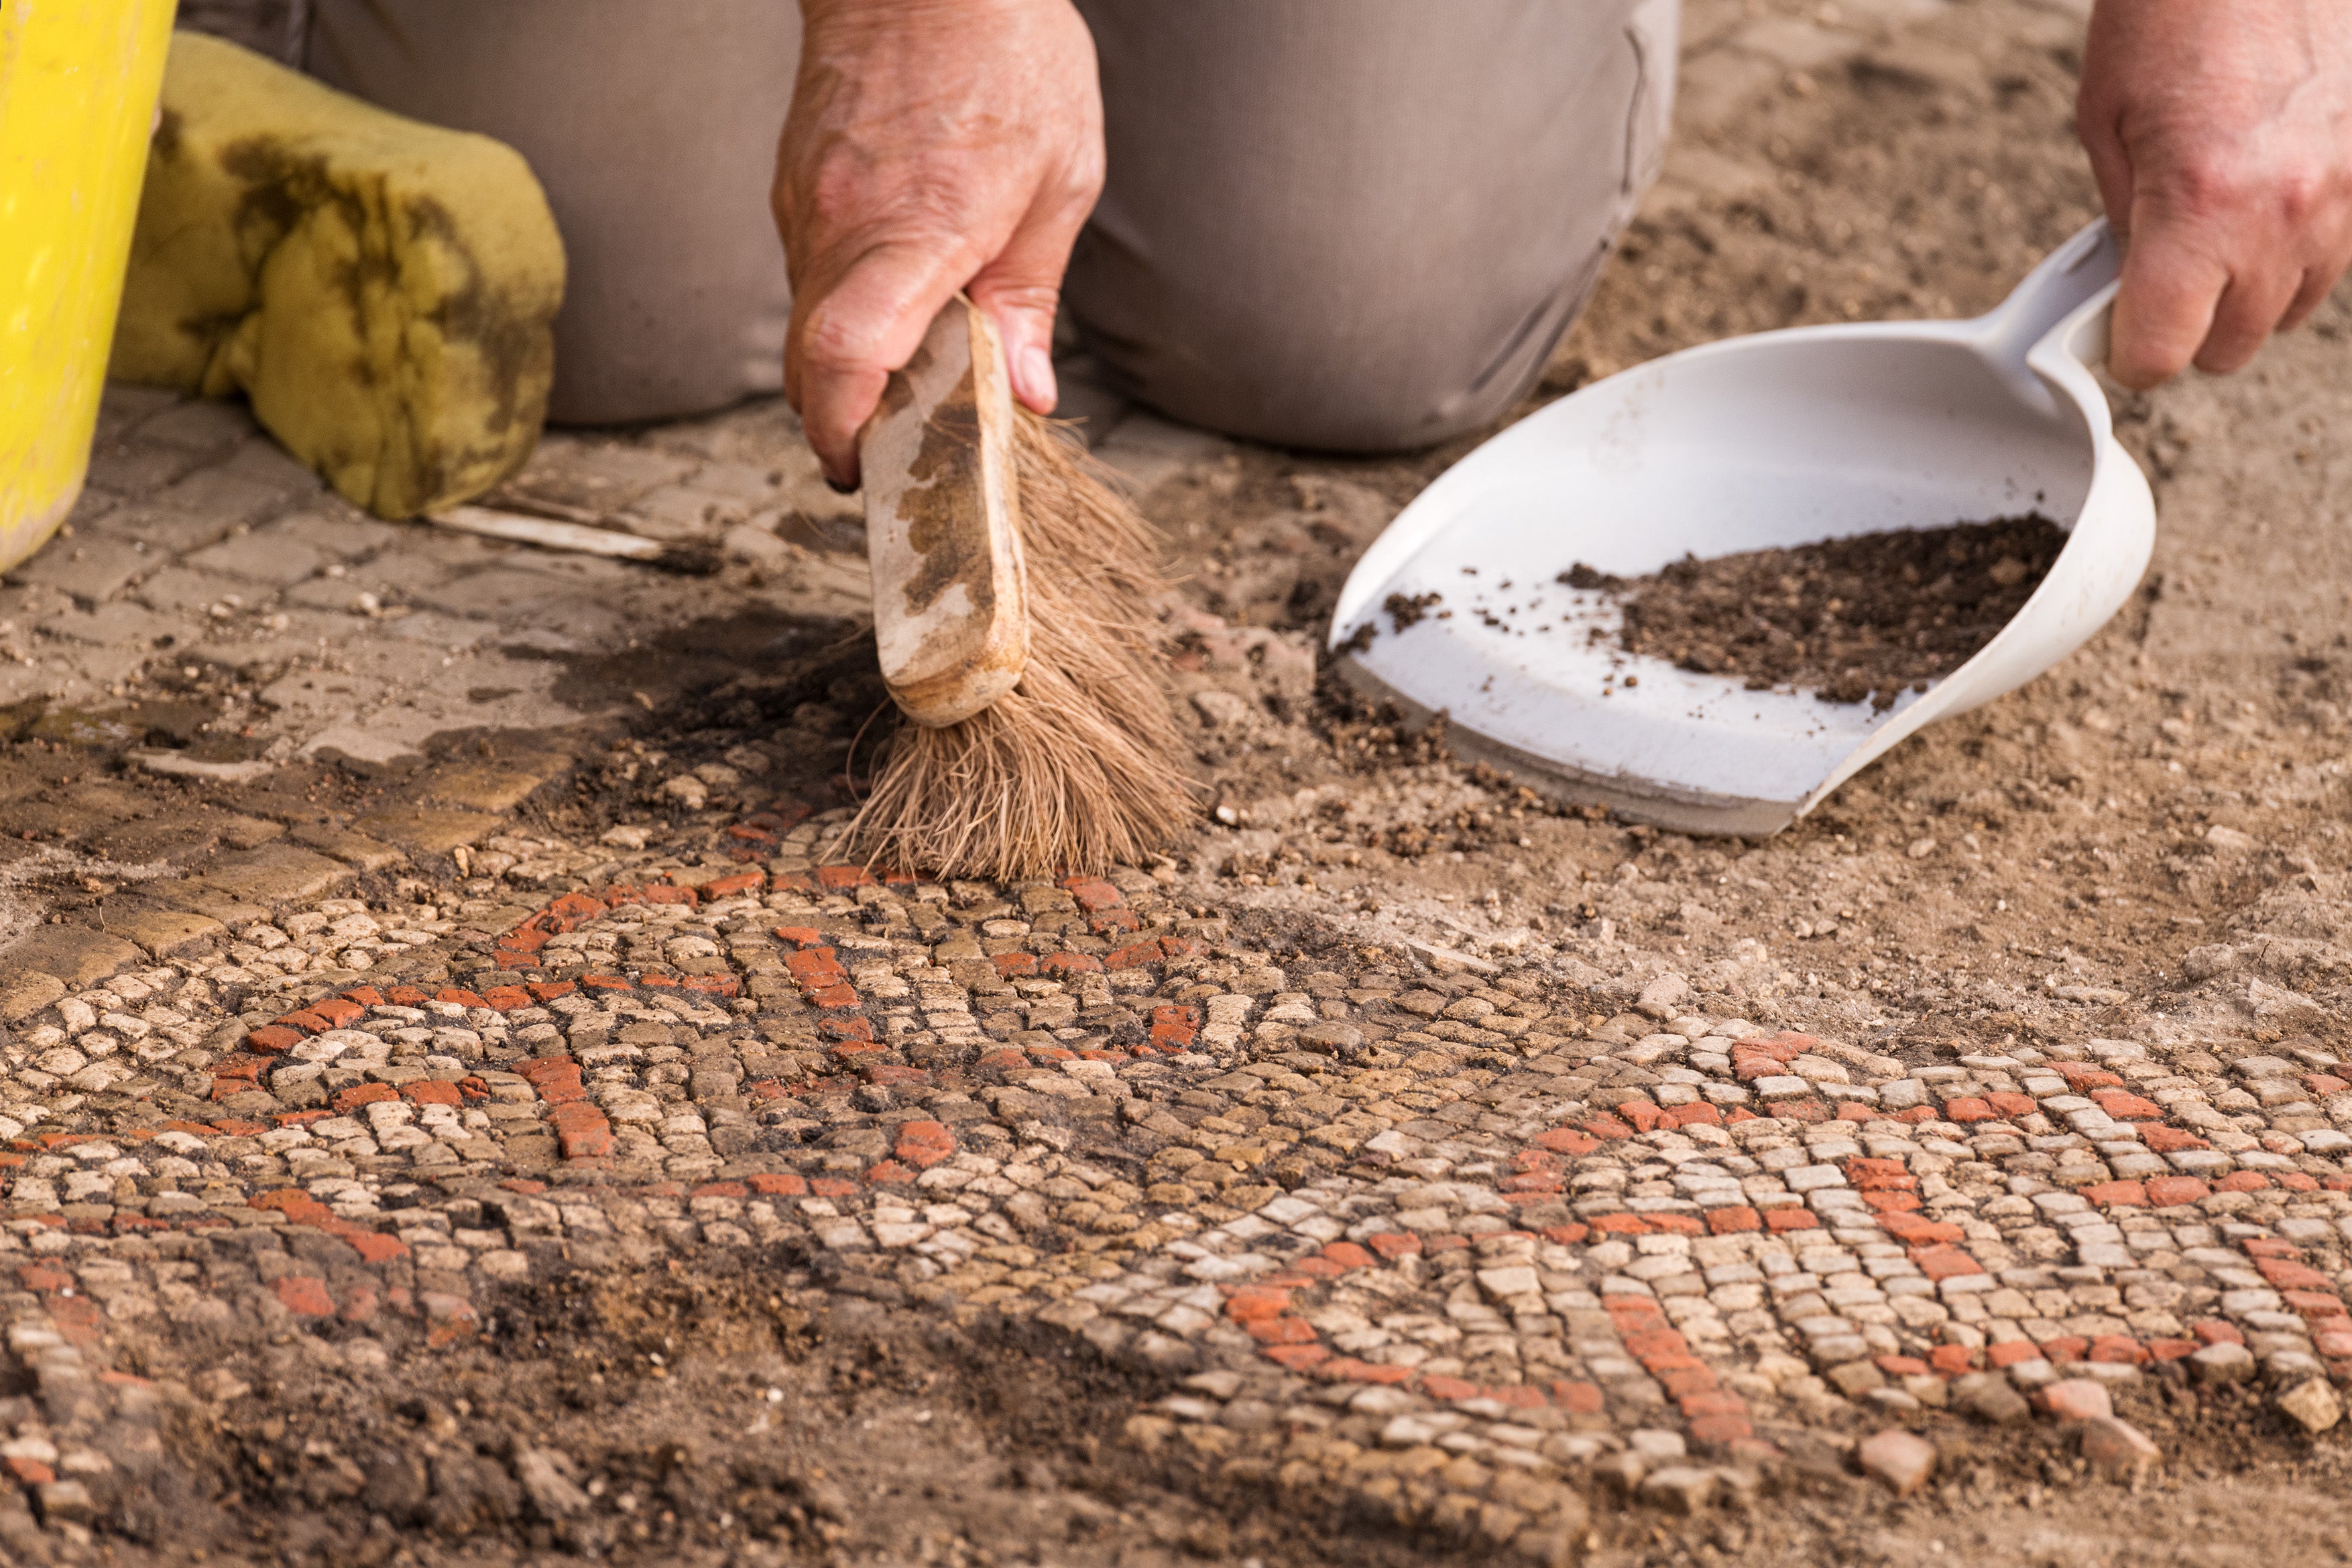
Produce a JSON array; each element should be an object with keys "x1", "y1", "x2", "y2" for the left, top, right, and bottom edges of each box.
[
  {"x1": 967, "y1": 160, "x2": 1101, "y2": 414},
  {"x1": 2107, "y1": 207, "x2": 2231, "y2": 388},
  {"x1": 2074, "y1": 98, "x2": 2137, "y2": 241},
  {"x1": 792, "y1": 238, "x2": 975, "y2": 486},
  {"x1": 2280, "y1": 245, "x2": 2352, "y2": 330},
  {"x1": 2192, "y1": 263, "x2": 2302, "y2": 375}
]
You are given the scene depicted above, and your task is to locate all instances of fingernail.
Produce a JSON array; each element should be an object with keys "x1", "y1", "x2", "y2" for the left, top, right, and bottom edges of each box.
[
  {"x1": 826, "y1": 476, "x2": 856, "y2": 496},
  {"x1": 1020, "y1": 345, "x2": 1057, "y2": 412}
]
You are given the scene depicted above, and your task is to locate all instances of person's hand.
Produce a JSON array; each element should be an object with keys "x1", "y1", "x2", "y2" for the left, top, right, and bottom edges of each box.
[
  {"x1": 774, "y1": 0, "x2": 1103, "y2": 487},
  {"x1": 2078, "y1": 0, "x2": 2352, "y2": 388}
]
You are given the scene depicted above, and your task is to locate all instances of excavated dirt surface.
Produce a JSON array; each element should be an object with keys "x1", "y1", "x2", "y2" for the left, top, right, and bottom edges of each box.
[
  {"x1": 1, "y1": 1, "x2": 2349, "y2": 1565},
  {"x1": 1573, "y1": 515, "x2": 2068, "y2": 707}
]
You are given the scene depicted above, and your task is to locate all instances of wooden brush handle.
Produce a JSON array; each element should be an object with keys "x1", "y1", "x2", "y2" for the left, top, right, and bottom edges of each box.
[{"x1": 858, "y1": 298, "x2": 1031, "y2": 727}]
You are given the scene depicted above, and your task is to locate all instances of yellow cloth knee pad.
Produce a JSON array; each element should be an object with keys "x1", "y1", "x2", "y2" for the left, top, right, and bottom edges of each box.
[{"x1": 111, "y1": 32, "x2": 565, "y2": 519}]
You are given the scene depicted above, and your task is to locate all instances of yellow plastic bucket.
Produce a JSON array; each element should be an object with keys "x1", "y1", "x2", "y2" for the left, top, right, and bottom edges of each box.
[{"x1": 0, "y1": 1, "x2": 178, "y2": 575}]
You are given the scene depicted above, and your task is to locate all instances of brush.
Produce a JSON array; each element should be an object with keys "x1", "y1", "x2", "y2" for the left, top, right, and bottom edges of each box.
[{"x1": 844, "y1": 297, "x2": 1191, "y2": 880}]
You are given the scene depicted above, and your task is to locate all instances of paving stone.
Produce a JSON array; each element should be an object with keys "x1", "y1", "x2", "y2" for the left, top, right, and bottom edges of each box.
[
  {"x1": 88, "y1": 499, "x2": 251, "y2": 558},
  {"x1": 183, "y1": 528, "x2": 331, "y2": 586},
  {"x1": 103, "y1": 905, "x2": 228, "y2": 959},
  {"x1": 347, "y1": 806, "x2": 504, "y2": 855},
  {"x1": 215, "y1": 433, "x2": 331, "y2": 493},
  {"x1": 1856, "y1": 1429, "x2": 1936, "y2": 1496},
  {"x1": 192, "y1": 844, "x2": 354, "y2": 906},
  {"x1": 2078, "y1": 1416, "x2": 2161, "y2": 1482},
  {"x1": 493, "y1": 438, "x2": 697, "y2": 517},
  {"x1": 0, "y1": 970, "x2": 66, "y2": 1023},
  {"x1": 2036, "y1": 1379, "x2": 2113, "y2": 1423},
  {"x1": 407, "y1": 567, "x2": 576, "y2": 624},
  {"x1": 156, "y1": 465, "x2": 307, "y2": 528},
  {"x1": 1952, "y1": 1371, "x2": 2032, "y2": 1425},
  {"x1": 135, "y1": 397, "x2": 258, "y2": 452},
  {"x1": 267, "y1": 509, "x2": 404, "y2": 560},
  {"x1": 2192, "y1": 1342, "x2": 2256, "y2": 1384},
  {"x1": 1637, "y1": 1465, "x2": 1718, "y2": 1514},
  {"x1": 40, "y1": 599, "x2": 190, "y2": 651},
  {"x1": 6, "y1": 537, "x2": 150, "y2": 602},
  {"x1": 83, "y1": 439, "x2": 215, "y2": 497},
  {"x1": 398, "y1": 753, "x2": 576, "y2": 812},
  {"x1": 0, "y1": 925, "x2": 144, "y2": 985},
  {"x1": 2274, "y1": 1378, "x2": 2343, "y2": 1434},
  {"x1": 127, "y1": 564, "x2": 253, "y2": 614},
  {"x1": 287, "y1": 825, "x2": 406, "y2": 872}
]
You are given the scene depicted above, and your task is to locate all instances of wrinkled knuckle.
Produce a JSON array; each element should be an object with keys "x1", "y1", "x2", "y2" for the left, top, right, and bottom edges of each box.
[
  {"x1": 799, "y1": 306, "x2": 886, "y2": 376},
  {"x1": 2160, "y1": 156, "x2": 2252, "y2": 219},
  {"x1": 2268, "y1": 163, "x2": 2333, "y2": 229},
  {"x1": 1065, "y1": 142, "x2": 1108, "y2": 200},
  {"x1": 984, "y1": 280, "x2": 1065, "y2": 318}
]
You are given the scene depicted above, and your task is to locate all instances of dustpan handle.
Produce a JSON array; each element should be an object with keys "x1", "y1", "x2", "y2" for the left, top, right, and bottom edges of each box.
[{"x1": 1979, "y1": 219, "x2": 2121, "y2": 372}]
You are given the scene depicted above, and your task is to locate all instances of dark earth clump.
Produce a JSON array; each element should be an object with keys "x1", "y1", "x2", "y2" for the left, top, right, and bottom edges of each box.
[{"x1": 1568, "y1": 514, "x2": 2067, "y2": 707}]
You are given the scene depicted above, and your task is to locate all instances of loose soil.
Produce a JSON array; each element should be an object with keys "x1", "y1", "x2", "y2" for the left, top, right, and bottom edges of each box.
[{"x1": 1566, "y1": 514, "x2": 2066, "y2": 707}]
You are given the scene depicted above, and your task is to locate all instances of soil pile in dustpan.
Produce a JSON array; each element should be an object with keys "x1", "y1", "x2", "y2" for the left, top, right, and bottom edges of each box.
[{"x1": 1564, "y1": 514, "x2": 2066, "y2": 709}]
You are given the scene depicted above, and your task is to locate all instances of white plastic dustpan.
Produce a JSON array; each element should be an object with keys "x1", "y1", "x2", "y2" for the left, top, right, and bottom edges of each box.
[{"x1": 1330, "y1": 221, "x2": 2154, "y2": 835}]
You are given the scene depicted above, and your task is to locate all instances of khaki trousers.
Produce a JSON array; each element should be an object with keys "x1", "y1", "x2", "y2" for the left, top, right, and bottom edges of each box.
[{"x1": 310, "y1": 0, "x2": 1677, "y2": 447}]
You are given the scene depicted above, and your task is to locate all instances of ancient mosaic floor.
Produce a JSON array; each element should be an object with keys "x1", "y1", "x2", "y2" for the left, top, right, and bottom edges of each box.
[{"x1": 0, "y1": 776, "x2": 2343, "y2": 1553}]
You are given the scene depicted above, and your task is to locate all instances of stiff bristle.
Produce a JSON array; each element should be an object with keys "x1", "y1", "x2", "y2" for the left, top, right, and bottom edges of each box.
[{"x1": 845, "y1": 412, "x2": 1193, "y2": 879}]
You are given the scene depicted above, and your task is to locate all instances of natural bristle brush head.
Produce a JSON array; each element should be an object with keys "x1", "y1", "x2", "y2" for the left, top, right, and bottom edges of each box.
[{"x1": 847, "y1": 300, "x2": 1193, "y2": 881}]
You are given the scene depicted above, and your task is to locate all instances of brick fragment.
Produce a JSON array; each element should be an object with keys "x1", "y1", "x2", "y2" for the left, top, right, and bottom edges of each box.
[
  {"x1": 544, "y1": 1101, "x2": 615, "y2": 1160},
  {"x1": 2145, "y1": 1176, "x2": 2210, "y2": 1206},
  {"x1": 273, "y1": 1276, "x2": 336, "y2": 1318},
  {"x1": 894, "y1": 1121, "x2": 955, "y2": 1169},
  {"x1": 1246, "y1": 1316, "x2": 1317, "y2": 1346},
  {"x1": 2257, "y1": 1258, "x2": 2330, "y2": 1290},
  {"x1": 1224, "y1": 1290, "x2": 1291, "y2": 1323},
  {"x1": 1552, "y1": 1380, "x2": 1605, "y2": 1414},
  {"x1": 1688, "y1": 1413, "x2": 1755, "y2": 1445},
  {"x1": 2091, "y1": 1089, "x2": 2165, "y2": 1120}
]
